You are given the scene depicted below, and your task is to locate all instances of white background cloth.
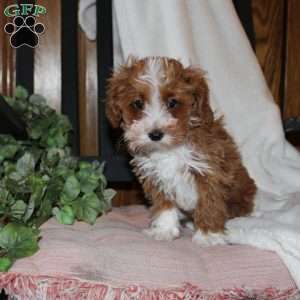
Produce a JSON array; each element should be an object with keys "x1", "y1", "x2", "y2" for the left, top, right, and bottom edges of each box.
[{"x1": 79, "y1": 0, "x2": 300, "y2": 288}]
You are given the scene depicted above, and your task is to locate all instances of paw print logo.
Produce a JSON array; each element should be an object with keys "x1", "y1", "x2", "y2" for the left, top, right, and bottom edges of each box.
[{"x1": 4, "y1": 16, "x2": 45, "y2": 48}]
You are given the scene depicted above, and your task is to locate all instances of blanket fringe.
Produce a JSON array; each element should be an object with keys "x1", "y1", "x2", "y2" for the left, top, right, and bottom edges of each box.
[{"x1": 0, "y1": 273, "x2": 299, "y2": 300}]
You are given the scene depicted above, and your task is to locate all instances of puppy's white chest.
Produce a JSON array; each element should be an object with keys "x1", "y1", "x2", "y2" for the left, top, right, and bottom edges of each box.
[{"x1": 132, "y1": 146, "x2": 210, "y2": 211}]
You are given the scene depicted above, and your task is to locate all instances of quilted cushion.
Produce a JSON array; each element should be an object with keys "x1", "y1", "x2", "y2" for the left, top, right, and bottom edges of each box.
[{"x1": 0, "y1": 206, "x2": 298, "y2": 299}]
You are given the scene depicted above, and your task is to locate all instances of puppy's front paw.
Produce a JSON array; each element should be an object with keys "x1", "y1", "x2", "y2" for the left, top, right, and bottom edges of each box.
[
  {"x1": 144, "y1": 208, "x2": 180, "y2": 241},
  {"x1": 143, "y1": 225, "x2": 180, "y2": 241},
  {"x1": 192, "y1": 230, "x2": 227, "y2": 246}
]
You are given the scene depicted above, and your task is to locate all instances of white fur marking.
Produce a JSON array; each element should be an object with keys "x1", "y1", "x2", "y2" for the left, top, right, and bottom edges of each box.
[
  {"x1": 132, "y1": 145, "x2": 210, "y2": 211},
  {"x1": 192, "y1": 230, "x2": 228, "y2": 246},
  {"x1": 142, "y1": 59, "x2": 172, "y2": 131},
  {"x1": 144, "y1": 208, "x2": 180, "y2": 241},
  {"x1": 129, "y1": 58, "x2": 176, "y2": 147},
  {"x1": 137, "y1": 57, "x2": 167, "y2": 87}
]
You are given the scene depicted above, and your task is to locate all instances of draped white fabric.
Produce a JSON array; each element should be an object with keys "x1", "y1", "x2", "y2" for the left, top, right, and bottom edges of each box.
[{"x1": 79, "y1": 0, "x2": 300, "y2": 288}]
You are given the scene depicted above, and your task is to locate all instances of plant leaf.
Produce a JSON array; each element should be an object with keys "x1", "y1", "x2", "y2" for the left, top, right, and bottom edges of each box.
[
  {"x1": 0, "y1": 135, "x2": 19, "y2": 162},
  {"x1": 0, "y1": 224, "x2": 39, "y2": 259},
  {"x1": 61, "y1": 175, "x2": 80, "y2": 202},
  {"x1": 103, "y1": 189, "x2": 116, "y2": 206},
  {"x1": 44, "y1": 177, "x2": 64, "y2": 203},
  {"x1": 28, "y1": 116, "x2": 54, "y2": 140},
  {"x1": 52, "y1": 206, "x2": 75, "y2": 225},
  {"x1": 27, "y1": 175, "x2": 47, "y2": 210},
  {"x1": 23, "y1": 197, "x2": 35, "y2": 223},
  {"x1": 32, "y1": 198, "x2": 52, "y2": 228},
  {"x1": 15, "y1": 86, "x2": 29, "y2": 99},
  {"x1": 16, "y1": 153, "x2": 35, "y2": 177},
  {"x1": 76, "y1": 168, "x2": 100, "y2": 194},
  {"x1": 72, "y1": 193, "x2": 101, "y2": 225},
  {"x1": 28, "y1": 94, "x2": 47, "y2": 107},
  {"x1": 3, "y1": 96, "x2": 15, "y2": 107},
  {"x1": 0, "y1": 257, "x2": 13, "y2": 272},
  {"x1": 10, "y1": 200, "x2": 27, "y2": 220}
]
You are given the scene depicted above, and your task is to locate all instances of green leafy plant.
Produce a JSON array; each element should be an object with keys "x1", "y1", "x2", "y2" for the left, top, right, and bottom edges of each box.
[{"x1": 0, "y1": 86, "x2": 116, "y2": 271}]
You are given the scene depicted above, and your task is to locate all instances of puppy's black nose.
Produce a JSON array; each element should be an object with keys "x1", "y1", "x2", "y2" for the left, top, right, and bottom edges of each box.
[{"x1": 148, "y1": 130, "x2": 164, "y2": 141}]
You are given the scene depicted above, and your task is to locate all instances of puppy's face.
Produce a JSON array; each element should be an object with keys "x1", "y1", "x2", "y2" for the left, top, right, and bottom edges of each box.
[{"x1": 106, "y1": 57, "x2": 213, "y2": 155}]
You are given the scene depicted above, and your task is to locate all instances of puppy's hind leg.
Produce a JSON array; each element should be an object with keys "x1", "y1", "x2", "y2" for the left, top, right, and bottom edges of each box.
[
  {"x1": 227, "y1": 167, "x2": 256, "y2": 218},
  {"x1": 192, "y1": 176, "x2": 229, "y2": 246}
]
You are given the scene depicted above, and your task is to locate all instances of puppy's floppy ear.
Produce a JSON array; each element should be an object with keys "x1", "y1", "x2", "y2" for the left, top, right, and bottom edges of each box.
[
  {"x1": 105, "y1": 58, "x2": 139, "y2": 128},
  {"x1": 183, "y1": 67, "x2": 214, "y2": 128},
  {"x1": 106, "y1": 74, "x2": 122, "y2": 128}
]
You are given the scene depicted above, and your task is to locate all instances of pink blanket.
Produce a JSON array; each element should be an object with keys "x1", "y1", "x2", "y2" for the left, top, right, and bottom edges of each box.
[{"x1": 0, "y1": 206, "x2": 299, "y2": 299}]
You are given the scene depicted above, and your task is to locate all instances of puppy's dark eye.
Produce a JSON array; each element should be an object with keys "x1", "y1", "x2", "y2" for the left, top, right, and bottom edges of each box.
[
  {"x1": 131, "y1": 99, "x2": 144, "y2": 110},
  {"x1": 167, "y1": 98, "x2": 179, "y2": 109}
]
